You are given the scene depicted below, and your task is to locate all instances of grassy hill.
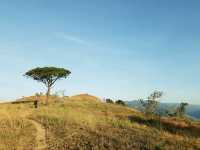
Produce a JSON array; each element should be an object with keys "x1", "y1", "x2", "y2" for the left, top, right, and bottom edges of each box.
[{"x1": 0, "y1": 94, "x2": 200, "y2": 150}]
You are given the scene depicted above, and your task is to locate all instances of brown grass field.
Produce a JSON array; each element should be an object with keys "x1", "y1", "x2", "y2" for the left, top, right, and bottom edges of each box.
[{"x1": 0, "y1": 94, "x2": 200, "y2": 150}]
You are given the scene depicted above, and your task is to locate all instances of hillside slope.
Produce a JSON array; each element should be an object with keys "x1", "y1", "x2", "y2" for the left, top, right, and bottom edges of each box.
[{"x1": 0, "y1": 95, "x2": 200, "y2": 150}]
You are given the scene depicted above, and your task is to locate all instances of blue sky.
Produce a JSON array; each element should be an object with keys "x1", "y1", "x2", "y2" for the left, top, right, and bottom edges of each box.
[{"x1": 0, "y1": 0, "x2": 200, "y2": 104}]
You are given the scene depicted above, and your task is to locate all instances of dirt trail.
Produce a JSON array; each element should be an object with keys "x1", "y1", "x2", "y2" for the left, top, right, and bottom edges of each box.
[
  {"x1": 29, "y1": 119, "x2": 47, "y2": 150},
  {"x1": 21, "y1": 109, "x2": 47, "y2": 150}
]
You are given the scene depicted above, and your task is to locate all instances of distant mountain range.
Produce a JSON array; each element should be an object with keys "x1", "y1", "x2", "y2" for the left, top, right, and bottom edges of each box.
[{"x1": 125, "y1": 100, "x2": 200, "y2": 119}]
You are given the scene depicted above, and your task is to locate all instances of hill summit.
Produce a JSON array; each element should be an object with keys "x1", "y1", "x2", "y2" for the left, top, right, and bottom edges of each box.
[
  {"x1": 1, "y1": 95, "x2": 200, "y2": 149},
  {"x1": 70, "y1": 93, "x2": 102, "y2": 102}
]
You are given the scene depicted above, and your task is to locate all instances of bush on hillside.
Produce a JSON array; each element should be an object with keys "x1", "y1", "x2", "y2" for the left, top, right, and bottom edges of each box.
[
  {"x1": 175, "y1": 102, "x2": 189, "y2": 118},
  {"x1": 106, "y1": 98, "x2": 114, "y2": 103},
  {"x1": 115, "y1": 100, "x2": 126, "y2": 106}
]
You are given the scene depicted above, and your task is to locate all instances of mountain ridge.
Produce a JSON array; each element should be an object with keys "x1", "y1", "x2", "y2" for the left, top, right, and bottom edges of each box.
[{"x1": 125, "y1": 100, "x2": 200, "y2": 119}]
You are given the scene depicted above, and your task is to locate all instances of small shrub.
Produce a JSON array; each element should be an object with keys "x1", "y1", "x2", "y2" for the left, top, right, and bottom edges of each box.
[
  {"x1": 106, "y1": 98, "x2": 114, "y2": 104},
  {"x1": 115, "y1": 100, "x2": 126, "y2": 106}
]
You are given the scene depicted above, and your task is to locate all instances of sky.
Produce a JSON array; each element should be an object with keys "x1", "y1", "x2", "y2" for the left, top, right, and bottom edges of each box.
[{"x1": 0, "y1": 0, "x2": 200, "y2": 104}]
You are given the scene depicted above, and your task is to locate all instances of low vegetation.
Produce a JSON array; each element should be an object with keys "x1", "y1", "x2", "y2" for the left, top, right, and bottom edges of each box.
[
  {"x1": 139, "y1": 91, "x2": 163, "y2": 116},
  {"x1": 0, "y1": 104, "x2": 36, "y2": 150},
  {"x1": 1, "y1": 94, "x2": 199, "y2": 150}
]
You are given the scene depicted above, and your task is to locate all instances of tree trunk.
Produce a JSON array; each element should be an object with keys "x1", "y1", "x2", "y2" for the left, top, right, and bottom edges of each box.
[{"x1": 46, "y1": 86, "x2": 51, "y2": 105}]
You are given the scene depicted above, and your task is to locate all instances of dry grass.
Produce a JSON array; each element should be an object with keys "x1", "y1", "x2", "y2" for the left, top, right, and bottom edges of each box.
[
  {"x1": 0, "y1": 104, "x2": 36, "y2": 150},
  {"x1": 0, "y1": 95, "x2": 200, "y2": 150},
  {"x1": 30, "y1": 95, "x2": 200, "y2": 150}
]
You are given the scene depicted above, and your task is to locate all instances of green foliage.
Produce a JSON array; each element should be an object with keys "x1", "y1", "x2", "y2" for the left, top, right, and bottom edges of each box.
[
  {"x1": 148, "y1": 91, "x2": 163, "y2": 101},
  {"x1": 25, "y1": 67, "x2": 71, "y2": 87},
  {"x1": 139, "y1": 91, "x2": 163, "y2": 116},
  {"x1": 25, "y1": 67, "x2": 71, "y2": 105},
  {"x1": 35, "y1": 92, "x2": 43, "y2": 97},
  {"x1": 164, "y1": 102, "x2": 189, "y2": 118},
  {"x1": 105, "y1": 98, "x2": 114, "y2": 103},
  {"x1": 115, "y1": 100, "x2": 126, "y2": 106},
  {"x1": 155, "y1": 144, "x2": 163, "y2": 150}
]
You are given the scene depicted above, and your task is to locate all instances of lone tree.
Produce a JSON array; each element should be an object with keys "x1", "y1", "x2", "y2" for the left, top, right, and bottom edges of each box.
[
  {"x1": 139, "y1": 90, "x2": 163, "y2": 116},
  {"x1": 175, "y1": 102, "x2": 189, "y2": 118},
  {"x1": 25, "y1": 67, "x2": 71, "y2": 105}
]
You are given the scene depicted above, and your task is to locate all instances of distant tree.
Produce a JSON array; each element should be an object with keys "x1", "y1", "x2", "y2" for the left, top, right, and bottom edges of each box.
[
  {"x1": 175, "y1": 102, "x2": 189, "y2": 117},
  {"x1": 139, "y1": 91, "x2": 163, "y2": 116},
  {"x1": 25, "y1": 67, "x2": 71, "y2": 105},
  {"x1": 165, "y1": 108, "x2": 176, "y2": 117},
  {"x1": 35, "y1": 92, "x2": 40, "y2": 97},
  {"x1": 60, "y1": 90, "x2": 66, "y2": 97},
  {"x1": 115, "y1": 100, "x2": 126, "y2": 106},
  {"x1": 106, "y1": 98, "x2": 114, "y2": 104},
  {"x1": 35, "y1": 92, "x2": 43, "y2": 97}
]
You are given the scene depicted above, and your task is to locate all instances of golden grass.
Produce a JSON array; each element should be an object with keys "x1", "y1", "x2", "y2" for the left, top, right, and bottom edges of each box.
[
  {"x1": 0, "y1": 95, "x2": 200, "y2": 150},
  {"x1": 0, "y1": 104, "x2": 36, "y2": 150}
]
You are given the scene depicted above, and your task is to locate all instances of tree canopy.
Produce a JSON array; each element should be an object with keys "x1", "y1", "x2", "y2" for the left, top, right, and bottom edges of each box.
[
  {"x1": 25, "y1": 67, "x2": 71, "y2": 86},
  {"x1": 25, "y1": 67, "x2": 71, "y2": 105}
]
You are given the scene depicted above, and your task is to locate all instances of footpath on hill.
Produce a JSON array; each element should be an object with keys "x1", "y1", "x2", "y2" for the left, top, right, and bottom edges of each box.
[
  {"x1": 28, "y1": 119, "x2": 47, "y2": 150},
  {"x1": 21, "y1": 109, "x2": 47, "y2": 150}
]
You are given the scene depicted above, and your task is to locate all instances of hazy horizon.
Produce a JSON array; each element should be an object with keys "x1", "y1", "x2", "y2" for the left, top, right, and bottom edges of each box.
[{"x1": 0, "y1": 0, "x2": 200, "y2": 104}]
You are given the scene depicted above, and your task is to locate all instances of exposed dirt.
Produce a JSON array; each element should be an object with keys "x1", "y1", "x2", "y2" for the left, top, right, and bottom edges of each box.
[{"x1": 29, "y1": 119, "x2": 47, "y2": 150}]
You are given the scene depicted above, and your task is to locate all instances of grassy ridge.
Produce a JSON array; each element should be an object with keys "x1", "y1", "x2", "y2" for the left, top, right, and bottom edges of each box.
[
  {"x1": 0, "y1": 95, "x2": 200, "y2": 150},
  {"x1": 30, "y1": 96, "x2": 200, "y2": 150}
]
